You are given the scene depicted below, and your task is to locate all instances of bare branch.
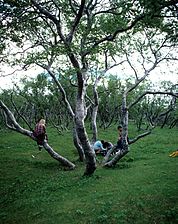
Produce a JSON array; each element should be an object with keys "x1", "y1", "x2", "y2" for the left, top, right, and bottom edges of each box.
[
  {"x1": 37, "y1": 63, "x2": 75, "y2": 118},
  {"x1": 129, "y1": 131, "x2": 152, "y2": 144},
  {"x1": 128, "y1": 91, "x2": 178, "y2": 109},
  {"x1": 0, "y1": 65, "x2": 30, "y2": 78},
  {"x1": 31, "y1": 0, "x2": 58, "y2": 24},
  {"x1": 31, "y1": 0, "x2": 65, "y2": 42},
  {"x1": 83, "y1": 14, "x2": 145, "y2": 57},
  {"x1": 125, "y1": 50, "x2": 139, "y2": 80},
  {"x1": 126, "y1": 59, "x2": 160, "y2": 94},
  {"x1": 66, "y1": 0, "x2": 86, "y2": 43}
]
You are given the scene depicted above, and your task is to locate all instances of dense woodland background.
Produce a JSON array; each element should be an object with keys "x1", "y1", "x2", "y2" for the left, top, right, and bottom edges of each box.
[{"x1": 0, "y1": 73, "x2": 177, "y2": 131}]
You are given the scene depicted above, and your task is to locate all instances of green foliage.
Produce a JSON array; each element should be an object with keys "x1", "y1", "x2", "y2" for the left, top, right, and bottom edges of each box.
[
  {"x1": 0, "y1": 73, "x2": 176, "y2": 130},
  {"x1": 1, "y1": 0, "x2": 177, "y2": 69},
  {"x1": 0, "y1": 126, "x2": 178, "y2": 223}
]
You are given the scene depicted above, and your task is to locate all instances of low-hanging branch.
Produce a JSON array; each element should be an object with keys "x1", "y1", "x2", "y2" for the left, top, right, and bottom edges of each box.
[
  {"x1": 0, "y1": 100, "x2": 75, "y2": 170},
  {"x1": 129, "y1": 130, "x2": 152, "y2": 145}
]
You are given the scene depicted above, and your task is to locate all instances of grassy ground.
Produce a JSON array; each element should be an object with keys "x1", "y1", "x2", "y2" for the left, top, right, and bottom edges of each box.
[{"x1": 0, "y1": 125, "x2": 178, "y2": 224}]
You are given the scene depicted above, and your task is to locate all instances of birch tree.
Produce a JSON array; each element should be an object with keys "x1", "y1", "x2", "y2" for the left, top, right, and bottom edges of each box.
[
  {"x1": 103, "y1": 30, "x2": 178, "y2": 167},
  {"x1": 1, "y1": 0, "x2": 178, "y2": 175}
]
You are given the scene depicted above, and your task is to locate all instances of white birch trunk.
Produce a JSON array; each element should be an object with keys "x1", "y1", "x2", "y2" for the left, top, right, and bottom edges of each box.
[
  {"x1": 91, "y1": 77, "x2": 100, "y2": 143},
  {"x1": 91, "y1": 105, "x2": 98, "y2": 143},
  {"x1": 103, "y1": 93, "x2": 129, "y2": 167},
  {"x1": 72, "y1": 125, "x2": 85, "y2": 162},
  {"x1": 75, "y1": 97, "x2": 96, "y2": 175}
]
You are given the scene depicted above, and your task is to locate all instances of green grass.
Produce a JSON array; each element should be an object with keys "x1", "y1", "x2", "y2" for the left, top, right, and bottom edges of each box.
[{"x1": 0, "y1": 126, "x2": 178, "y2": 224}]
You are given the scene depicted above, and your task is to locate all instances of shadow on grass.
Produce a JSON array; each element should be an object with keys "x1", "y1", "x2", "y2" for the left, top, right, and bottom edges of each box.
[
  {"x1": 113, "y1": 162, "x2": 132, "y2": 169},
  {"x1": 31, "y1": 160, "x2": 74, "y2": 171},
  {"x1": 12, "y1": 156, "x2": 73, "y2": 172}
]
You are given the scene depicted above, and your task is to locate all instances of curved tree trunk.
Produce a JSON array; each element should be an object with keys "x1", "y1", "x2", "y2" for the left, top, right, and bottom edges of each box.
[
  {"x1": 45, "y1": 68, "x2": 86, "y2": 162},
  {"x1": 0, "y1": 100, "x2": 75, "y2": 170},
  {"x1": 104, "y1": 148, "x2": 129, "y2": 167},
  {"x1": 43, "y1": 141, "x2": 75, "y2": 169}
]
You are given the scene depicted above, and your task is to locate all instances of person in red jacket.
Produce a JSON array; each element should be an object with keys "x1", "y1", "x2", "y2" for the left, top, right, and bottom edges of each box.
[{"x1": 33, "y1": 119, "x2": 48, "y2": 150}]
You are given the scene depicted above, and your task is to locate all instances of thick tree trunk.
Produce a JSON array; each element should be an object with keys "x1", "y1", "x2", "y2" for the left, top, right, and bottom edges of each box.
[{"x1": 75, "y1": 98, "x2": 96, "y2": 175}]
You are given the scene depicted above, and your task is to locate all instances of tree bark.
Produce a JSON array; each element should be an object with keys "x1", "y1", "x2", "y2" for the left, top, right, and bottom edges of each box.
[
  {"x1": 73, "y1": 125, "x2": 85, "y2": 162},
  {"x1": 75, "y1": 97, "x2": 96, "y2": 175},
  {"x1": 43, "y1": 141, "x2": 75, "y2": 169},
  {"x1": 104, "y1": 149, "x2": 129, "y2": 167},
  {"x1": 103, "y1": 93, "x2": 129, "y2": 167},
  {"x1": 91, "y1": 79, "x2": 99, "y2": 143}
]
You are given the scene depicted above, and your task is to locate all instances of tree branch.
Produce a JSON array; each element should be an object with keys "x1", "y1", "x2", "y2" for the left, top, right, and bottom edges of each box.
[
  {"x1": 0, "y1": 100, "x2": 75, "y2": 169},
  {"x1": 37, "y1": 63, "x2": 75, "y2": 118},
  {"x1": 83, "y1": 14, "x2": 145, "y2": 57},
  {"x1": 66, "y1": 0, "x2": 86, "y2": 43},
  {"x1": 129, "y1": 131, "x2": 152, "y2": 144},
  {"x1": 128, "y1": 91, "x2": 178, "y2": 109}
]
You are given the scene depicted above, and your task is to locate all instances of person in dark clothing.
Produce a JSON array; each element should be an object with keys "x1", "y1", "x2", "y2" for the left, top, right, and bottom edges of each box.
[
  {"x1": 115, "y1": 125, "x2": 129, "y2": 153},
  {"x1": 33, "y1": 119, "x2": 48, "y2": 150},
  {"x1": 93, "y1": 140, "x2": 113, "y2": 156},
  {"x1": 103, "y1": 141, "x2": 113, "y2": 151}
]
